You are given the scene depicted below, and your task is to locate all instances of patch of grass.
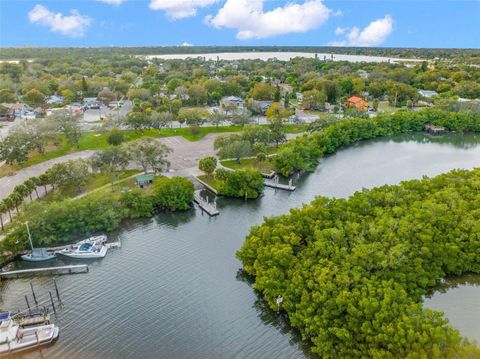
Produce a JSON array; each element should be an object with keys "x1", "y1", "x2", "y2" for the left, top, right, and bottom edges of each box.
[
  {"x1": 378, "y1": 102, "x2": 402, "y2": 114},
  {"x1": 197, "y1": 174, "x2": 222, "y2": 191},
  {"x1": 221, "y1": 158, "x2": 275, "y2": 173},
  {"x1": 40, "y1": 169, "x2": 140, "y2": 203}
]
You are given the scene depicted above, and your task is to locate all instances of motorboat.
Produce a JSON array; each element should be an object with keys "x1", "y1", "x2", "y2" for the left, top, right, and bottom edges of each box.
[
  {"x1": 21, "y1": 223, "x2": 56, "y2": 262},
  {"x1": 0, "y1": 312, "x2": 59, "y2": 355},
  {"x1": 21, "y1": 248, "x2": 56, "y2": 262},
  {"x1": 57, "y1": 235, "x2": 108, "y2": 259}
]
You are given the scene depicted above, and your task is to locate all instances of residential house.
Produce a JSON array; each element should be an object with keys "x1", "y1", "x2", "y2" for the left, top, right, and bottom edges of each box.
[
  {"x1": 251, "y1": 100, "x2": 273, "y2": 114},
  {"x1": 418, "y1": 90, "x2": 438, "y2": 98},
  {"x1": 220, "y1": 96, "x2": 244, "y2": 111},
  {"x1": 345, "y1": 96, "x2": 368, "y2": 110},
  {"x1": 45, "y1": 95, "x2": 64, "y2": 105}
]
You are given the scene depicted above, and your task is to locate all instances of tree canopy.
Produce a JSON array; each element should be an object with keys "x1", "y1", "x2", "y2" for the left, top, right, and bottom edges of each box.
[{"x1": 237, "y1": 168, "x2": 480, "y2": 358}]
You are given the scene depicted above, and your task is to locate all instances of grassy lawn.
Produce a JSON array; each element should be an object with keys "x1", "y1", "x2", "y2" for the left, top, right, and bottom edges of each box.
[
  {"x1": 221, "y1": 158, "x2": 275, "y2": 173},
  {"x1": 197, "y1": 174, "x2": 222, "y2": 191},
  {"x1": 378, "y1": 102, "x2": 403, "y2": 114},
  {"x1": 40, "y1": 169, "x2": 141, "y2": 203}
]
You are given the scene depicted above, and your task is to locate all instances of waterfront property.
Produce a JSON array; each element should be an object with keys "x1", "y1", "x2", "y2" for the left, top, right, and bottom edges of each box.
[{"x1": 0, "y1": 133, "x2": 479, "y2": 358}]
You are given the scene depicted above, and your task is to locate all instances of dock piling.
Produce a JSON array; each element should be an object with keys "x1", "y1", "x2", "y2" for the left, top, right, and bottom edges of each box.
[
  {"x1": 49, "y1": 291, "x2": 56, "y2": 314},
  {"x1": 30, "y1": 282, "x2": 38, "y2": 306},
  {"x1": 25, "y1": 295, "x2": 30, "y2": 312},
  {"x1": 54, "y1": 279, "x2": 62, "y2": 306}
]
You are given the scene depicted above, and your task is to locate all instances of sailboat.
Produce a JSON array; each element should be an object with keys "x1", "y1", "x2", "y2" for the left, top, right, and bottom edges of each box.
[{"x1": 20, "y1": 223, "x2": 56, "y2": 262}]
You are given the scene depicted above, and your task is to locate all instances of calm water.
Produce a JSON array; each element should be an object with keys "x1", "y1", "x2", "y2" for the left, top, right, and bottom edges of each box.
[
  {"x1": 142, "y1": 52, "x2": 418, "y2": 63},
  {"x1": 1, "y1": 133, "x2": 480, "y2": 358}
]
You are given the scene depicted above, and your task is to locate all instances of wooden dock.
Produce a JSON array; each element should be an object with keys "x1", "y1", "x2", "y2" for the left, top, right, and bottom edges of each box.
[
  {"x1": 0, "y1": 265, "x2": 89, "y2": 280},
  {"x1": 424, "y1": 124, "x2": 445, "y2": 135},
  {"x1": 264, "y1": 176, "x2": 296, "y2": 191},
  {"x1": 194, "y1": 192, "x2": 219, "y2": 216}
]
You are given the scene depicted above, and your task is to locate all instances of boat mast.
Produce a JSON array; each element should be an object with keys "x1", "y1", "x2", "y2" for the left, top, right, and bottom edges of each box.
[{"x1": 25, "y1": 222, "x2": 34, "y2": 251}]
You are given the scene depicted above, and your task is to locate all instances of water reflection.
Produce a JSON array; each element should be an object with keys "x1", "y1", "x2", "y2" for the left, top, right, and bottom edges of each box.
[{"x1": 236, "y1": 269, "x2": 317, "y2": 358}]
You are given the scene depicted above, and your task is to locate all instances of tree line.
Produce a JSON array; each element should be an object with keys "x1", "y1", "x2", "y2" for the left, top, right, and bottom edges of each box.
[
  {"x1": 274, "y1": 108, "x2": 480, "y2": 176},
  {"x1": 0, "y1": 176, "x2": 194, "y2": 254}
]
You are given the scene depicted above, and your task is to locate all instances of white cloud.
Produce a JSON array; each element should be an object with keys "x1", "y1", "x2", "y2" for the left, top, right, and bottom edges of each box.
[
  {"x1": 335, "y1": 27, "x2": 348, "y2": 35},
  {"x1": 28, "y1": 4, "x2": 91, "y2": 37},
  {"x1": 346, "y1": 15, "x2": 393, "y2": 46},
  {"x1": 206, "y1": 0, "x2": 331, "y2": 40},
  {"x1": 179, "y1": 42, "x2": 193, "y2": 46},
  {"x1": 149, "y1": 0, "x2": 219, "y2": 20},
  {"x1": 97, "y1": 0, "x2": 125, "y2": 5}
]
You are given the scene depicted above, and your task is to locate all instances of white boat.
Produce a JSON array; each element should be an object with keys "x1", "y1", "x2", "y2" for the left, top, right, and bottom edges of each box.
[
  {"x1": 21, "y1": 223, "x2": 56, "y2": 262},
  {"x1": 57, "y1": 235, "x2": 108, "y2": 259},
  {"x1": 0, "y1": 312, "x2": 59, "y2": 355}
]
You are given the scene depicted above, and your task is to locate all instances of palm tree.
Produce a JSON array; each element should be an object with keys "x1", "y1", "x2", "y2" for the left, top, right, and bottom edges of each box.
[
  {"x1": 13, "y1": 184, "x2": 29, "y2": 201},
  {"x1": 3, "y1": 198, "x2": 13, "y2": 222},
  {"x1": 0, "y1": 202, "x2": 5, "y2": 230},
  {"x1": 23, "y1": 178, "x2": 37, "y2": 200},
  {"x1": 38, "y1": 174, "x2": 50, "y2": 193},
  {"x1": 9, "y1": 192, "x2": 23, "y2": 213}
]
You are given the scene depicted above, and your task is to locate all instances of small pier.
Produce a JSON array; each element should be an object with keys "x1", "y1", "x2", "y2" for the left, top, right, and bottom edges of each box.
[
  {"x1": 0, "y1": 265, "x2": 89, "y2": 280},
  {"x1": 265, "y1": 176, "x2": 296, "y2": 191},
  {"x1": 424, "y1": 124, "x2": 445, "y2": 135},
  {"x1": 194, "y1": 192, "x2": 219, "y2": 216}
]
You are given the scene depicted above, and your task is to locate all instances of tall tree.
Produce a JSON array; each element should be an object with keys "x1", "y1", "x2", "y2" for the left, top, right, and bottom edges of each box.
[{"x1": 126, "y1": 138, "x2": 172, "y2": 174}]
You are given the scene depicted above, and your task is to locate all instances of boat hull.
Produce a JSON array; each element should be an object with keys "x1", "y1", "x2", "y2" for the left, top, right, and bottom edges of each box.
[
  {"x1": 21, "y1": 254, "x2": 56, "y2": 262},
  {"x1": 58, "y1": 246, "x2": 108, "y2": 259}
]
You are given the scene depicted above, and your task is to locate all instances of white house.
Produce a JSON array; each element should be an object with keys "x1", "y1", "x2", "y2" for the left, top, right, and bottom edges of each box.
[
  {"x1": 418, "y1": 90, "x2": 438, "y2": 98},
  {"x1": 220, "y1": 96, "x2": 244, "y2": 110},
  {"x1": 45, "y1": 95, "x2": 64, "y2": 105}
]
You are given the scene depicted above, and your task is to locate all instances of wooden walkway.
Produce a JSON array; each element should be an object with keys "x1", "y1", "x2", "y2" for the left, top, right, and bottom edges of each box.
[
  {"x1": 0, "y1": 265, "x2": 89, "y2": 279},
  {"x1": 194, "y1": 192, "x2": 219, "y2": 216}
]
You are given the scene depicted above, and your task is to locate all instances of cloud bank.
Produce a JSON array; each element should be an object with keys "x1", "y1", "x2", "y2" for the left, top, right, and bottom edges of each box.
[
  {"x1": 28, "y1": 4, "x2": 91, "y2": 37},
  {"x1": 149, "y1": 0, "x2": 219, "y2": 20},
  {"x1": 330, "y1": 15, "x2": 393, "y2": 47},
  {"x1": 206, "y1": 0, "x2": 331, "y2": 40}
]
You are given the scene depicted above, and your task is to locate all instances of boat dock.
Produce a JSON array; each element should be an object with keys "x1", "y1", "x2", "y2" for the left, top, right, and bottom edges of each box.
[
  {"x1": 264, "y1": 176, "x2": 296, "y2": 191},
  {"x1": 424, "y1": 124, "x2": 446, "y2": 135},
  {"x1": 194, "y1": 192, "x2": 219, "y2": 216},
  {"x1": 0, "y1": 265, "x2": 89, "y2": 280}
]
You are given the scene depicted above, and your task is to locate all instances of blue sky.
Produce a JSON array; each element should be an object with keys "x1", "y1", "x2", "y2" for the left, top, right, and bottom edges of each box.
[{"x1": 0, "y1": 0, "x2": 479, "y2": 48}]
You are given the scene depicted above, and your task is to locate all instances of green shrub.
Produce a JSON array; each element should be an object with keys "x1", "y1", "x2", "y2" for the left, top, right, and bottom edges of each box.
[
  {"x1": 218, "y1": 169, "x2": 264, "y2": 199},
  {"x1": 120, "y1": 189, "x2": 153, "y2": 218},
  {"x1": 275, "y1": 109, "x2": 480, "y2": 176},
  {"x1": 152, "y1": 176, "x2": 194, "y2": 211}
]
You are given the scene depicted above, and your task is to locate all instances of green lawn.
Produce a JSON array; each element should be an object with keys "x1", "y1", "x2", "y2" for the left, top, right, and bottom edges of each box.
[
  {"x1": 378, "y1": 102, "x2": 403, "y2": 114},
  {"x1": 40, "y1": 169, "x2": 141, "y2": 203},
  {"x1": 197, "y1": 175, "x2": 222, "y2": 191},
  {"x1": 221, "y1": 158, "x2": 275, "y2": 174}
]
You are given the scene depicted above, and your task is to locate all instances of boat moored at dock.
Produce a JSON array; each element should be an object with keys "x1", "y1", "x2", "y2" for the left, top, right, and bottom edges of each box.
[
  {"x1": 0, "y1": 312, "x2": 59, "y2": 356},
  {"x1": 57, "y1": 235, "x2": 108, "y2": 259}
]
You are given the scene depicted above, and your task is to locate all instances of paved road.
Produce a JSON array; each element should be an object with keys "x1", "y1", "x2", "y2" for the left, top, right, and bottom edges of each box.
[{"x1": 0, "y1": 151, "x2": 96, "y2": 201}]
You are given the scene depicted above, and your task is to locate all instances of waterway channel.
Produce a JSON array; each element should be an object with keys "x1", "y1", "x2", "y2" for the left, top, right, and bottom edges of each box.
[{"x1": 1, "y1": 132, "x2": 480, "y2": 358}]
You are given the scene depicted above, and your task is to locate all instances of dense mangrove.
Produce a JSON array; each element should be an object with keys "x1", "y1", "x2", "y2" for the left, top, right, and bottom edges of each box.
[{"x1": 237, "y1": 168, "x2": 480, "y2": 358}]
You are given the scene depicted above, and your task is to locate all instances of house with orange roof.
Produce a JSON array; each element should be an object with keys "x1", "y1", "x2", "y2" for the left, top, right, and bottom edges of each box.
[{"x1": 345, "y1": 96, "x2": 368, "y2": 110}]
